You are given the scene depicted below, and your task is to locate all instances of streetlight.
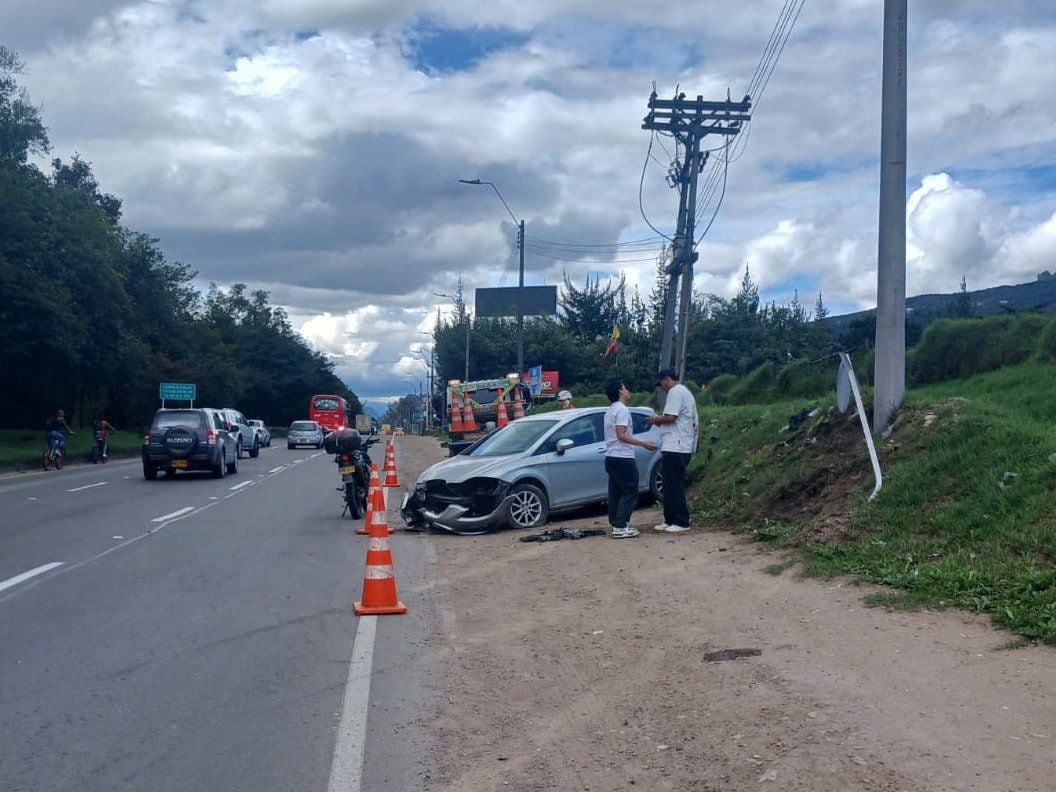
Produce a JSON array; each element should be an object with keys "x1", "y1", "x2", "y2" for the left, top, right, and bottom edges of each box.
[
  {"x1": 458, "y1": 177, "x2": 526, "y2": 377},
  {"x1": 434, "y1": 292, "x2": 470, "y2": 382}
]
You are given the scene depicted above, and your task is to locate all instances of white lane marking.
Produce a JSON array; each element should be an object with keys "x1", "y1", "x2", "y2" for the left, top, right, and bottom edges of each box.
[
  {"x1": 66, "y1": 481, "x2": 108, "y2": 492},
  {"x1": 1, "y1": 501, "x2": 221, "y2": 604},
  {"x1": 327, "y1": 615, "x2": 376, "y2": 792},
  {"x1": 269, "y1": 466, "x2": 284, "y2": 474},
  {"x1": 0, "y1": 562, "x2": 65, "y2": 594},
  {"x1": 228, "y1": 481, "x2": 253, "y2": 491},
  {"x1": 151, "y1": 506, "x2": 194, "y2": 522}
]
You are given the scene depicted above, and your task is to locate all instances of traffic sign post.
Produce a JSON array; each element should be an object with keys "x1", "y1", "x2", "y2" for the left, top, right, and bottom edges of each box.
[{"x1": 159, "y1": 382, "x2": 197, "y2": 407}]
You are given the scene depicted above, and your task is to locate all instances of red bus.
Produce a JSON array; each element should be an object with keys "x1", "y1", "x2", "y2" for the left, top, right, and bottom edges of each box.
[{"x1": 309, "y1": 394, "x2": 350, "y2": 433}]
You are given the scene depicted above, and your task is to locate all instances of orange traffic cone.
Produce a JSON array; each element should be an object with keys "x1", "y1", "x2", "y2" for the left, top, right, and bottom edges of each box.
[
  {"x1": 462, "y1": 393, "x2": 478, "y2": 431},
  {"x1": 356, "y1": 463, "x2": 388, "y2": 535},
  {"x1": 512, "y1": 389, "x2": 525, "y2": 420},
  {"x1": 353, "y1": 534, "x2": 407, "y2": 615},
  {"x1": 368, "y1": 484, "x2": 392, "y2": 535},
  {"x1": 495, "y1": 390, "x2": 509, "y2": 428},
  {"x1": 383, "y1": 443, "x2": 400, "y2": 487},
  {"x1": 449, "y1": 390, "x2": 464, "y2": 433}
]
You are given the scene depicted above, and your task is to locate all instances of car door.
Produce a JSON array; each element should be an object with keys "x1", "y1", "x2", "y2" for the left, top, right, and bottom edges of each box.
[
  {"x1": 630, "y1": 410, "x2": 662, "y2": 488},
  {"x1": 532, "y1": 413, "x2": 607, "y2": 508}
]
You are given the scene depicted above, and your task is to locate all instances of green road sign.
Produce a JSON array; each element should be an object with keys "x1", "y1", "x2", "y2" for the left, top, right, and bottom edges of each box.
[{"x1": 159, "y1": 382, "x2": 197, "y2": 401}]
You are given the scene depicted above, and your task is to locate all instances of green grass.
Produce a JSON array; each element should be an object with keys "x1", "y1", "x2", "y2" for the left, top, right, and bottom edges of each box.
[
  {"x1": 689, "y1": 361, "x2": 1056, "y2": 644},
  {"x1": 0, "y1": 428, "x2": 144, "y2": 469}
]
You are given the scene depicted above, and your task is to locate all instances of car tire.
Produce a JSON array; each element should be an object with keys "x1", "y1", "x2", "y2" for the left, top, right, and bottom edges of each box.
[
  {"x1": 235, "y1": 441, "x2": 244, "y2": 460},
  {"x1": 226, "y1": 448, "x2": 238, "y2": 474},
  {"x1": 288, "y1": 444, "x2": 294, "y2": 450},
  {"x1": 249, "y1": 441, "x2": 259, "y2": 458},
  {"x1": 649, "y1": 463, "x2": 663, "y2": 502},
  {"x1": 213, "y1": 451, "x2": 226, "y2": 478},
  {"x1": 506, "y1": 483, "x2": 549, "y2": 530},
  {"x1": 143, "y1": 462, "x2": 158, "y2": 480}
]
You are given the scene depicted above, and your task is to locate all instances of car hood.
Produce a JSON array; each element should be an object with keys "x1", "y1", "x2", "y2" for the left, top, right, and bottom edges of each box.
[{"x1": 418, "y1": 453, "x2": 524, "y2": 484}]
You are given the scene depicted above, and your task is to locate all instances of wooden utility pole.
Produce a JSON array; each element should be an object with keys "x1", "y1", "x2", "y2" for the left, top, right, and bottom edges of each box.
[{"x1": 643, "y1": 90, "x2": 751, "y2": 379}]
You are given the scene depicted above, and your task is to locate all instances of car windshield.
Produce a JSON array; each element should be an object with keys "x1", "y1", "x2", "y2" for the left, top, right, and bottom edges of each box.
[
  {"x1": 152, "y1": 410, "x2": 204, "y2": 429},
  {"x1": 290, "y1": 421, "x2": 318, "y2": 431},
  {"x1": 469, "y1": 419, "x2": 558, "y2": 456}
]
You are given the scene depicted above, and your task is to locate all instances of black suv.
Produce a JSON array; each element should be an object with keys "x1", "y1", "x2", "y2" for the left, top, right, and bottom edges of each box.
[{"x1": 142, "y1": 408, "x2": 239, "y2": 479}]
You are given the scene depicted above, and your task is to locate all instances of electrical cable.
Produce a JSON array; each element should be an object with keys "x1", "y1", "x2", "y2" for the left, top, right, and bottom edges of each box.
[{"x1": 638, "y1": 131, "x2": 675, "y2": 242}]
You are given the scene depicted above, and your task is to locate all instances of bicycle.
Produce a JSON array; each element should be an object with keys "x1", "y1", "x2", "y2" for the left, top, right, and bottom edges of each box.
[{"x1": 43, "y1": 437, "x2": 65, "y2": 471}]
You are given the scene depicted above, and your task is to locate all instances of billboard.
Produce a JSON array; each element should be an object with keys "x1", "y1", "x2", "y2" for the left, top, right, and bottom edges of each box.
[{"x1": 475, "y1": 286, "x2": 558, "y2": 318}]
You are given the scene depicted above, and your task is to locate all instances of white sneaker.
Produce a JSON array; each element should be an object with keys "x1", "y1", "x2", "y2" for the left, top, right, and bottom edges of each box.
[
  {"x1": 652, "y1": 523, "x2": 670, "y2": 532},
  {"x1": 612, "y1": 526, "x2": 639, "y2": 538},
  {"x1": 664, "y1": 524, "x2": 691, "y2": 534}
]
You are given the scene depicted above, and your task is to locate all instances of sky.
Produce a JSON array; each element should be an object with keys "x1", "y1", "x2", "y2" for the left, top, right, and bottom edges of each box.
[{"x1": 5, "y1": 0, "x2": 1056, "y2": 400}]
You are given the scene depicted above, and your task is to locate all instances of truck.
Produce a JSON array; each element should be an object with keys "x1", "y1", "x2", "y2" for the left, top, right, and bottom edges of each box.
[{"x1": 444, "y1": 377, "x2": 525, "y2": 455}]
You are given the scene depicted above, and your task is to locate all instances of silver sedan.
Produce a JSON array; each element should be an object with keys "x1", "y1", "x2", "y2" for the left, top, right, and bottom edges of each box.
[{"x1": 401, "y1": 406, "x2": 663, "y2": 534}]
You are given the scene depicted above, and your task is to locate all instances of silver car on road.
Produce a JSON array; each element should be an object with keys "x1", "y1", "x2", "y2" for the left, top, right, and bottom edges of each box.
[
  {"x1": 287, "y1": 420, "x2": 325, "y2": 449},
  {"x1": 401, "y1": 406, "x2": 663, "y2": 534}
]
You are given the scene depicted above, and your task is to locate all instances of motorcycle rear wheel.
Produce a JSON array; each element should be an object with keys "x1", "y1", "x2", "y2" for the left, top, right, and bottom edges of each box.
[{"x1": 345, "y1": 481, "x2": 365, "y2": 519}]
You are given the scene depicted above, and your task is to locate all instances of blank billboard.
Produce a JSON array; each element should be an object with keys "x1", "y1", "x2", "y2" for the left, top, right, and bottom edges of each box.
[{"x1": 475, "y1": 286, "x2": 558, "y2": 318}]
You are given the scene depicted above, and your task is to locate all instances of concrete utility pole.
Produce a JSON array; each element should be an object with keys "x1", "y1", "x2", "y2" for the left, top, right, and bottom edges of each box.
[
  {"x1": 873, "y1": 0, "x2": 908, "y2": 434},
  {"x1": 643, "y1": 90, "x2": 751, "y2": 379}
]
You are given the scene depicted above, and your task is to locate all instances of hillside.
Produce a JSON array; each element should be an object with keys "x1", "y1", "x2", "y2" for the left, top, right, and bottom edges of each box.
[
  {"x1": 824, "y1": 272, "x2": 1056, "y2": 339},
  {"x1": 688, "y1": 359, "x2": 1056, "y2": 643}
]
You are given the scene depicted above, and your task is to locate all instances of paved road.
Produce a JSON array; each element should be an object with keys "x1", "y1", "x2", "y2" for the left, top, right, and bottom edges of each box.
[{"x1": 0, "y1": 442, "x2": 441, "y2": 792}]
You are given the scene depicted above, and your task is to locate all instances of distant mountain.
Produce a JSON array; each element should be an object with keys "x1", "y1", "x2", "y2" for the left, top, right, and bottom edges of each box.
[
  {"x1": 824, "y1": 272, "x2": 1056, "y2": 339},
  {"x1": 360, "y1": 401, "x2": 387, "y2": 419}
]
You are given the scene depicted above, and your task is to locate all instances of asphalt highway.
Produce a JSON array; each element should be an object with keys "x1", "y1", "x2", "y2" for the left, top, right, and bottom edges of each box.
[{"x1": 0, "y1": 444, "x2": 441, "y2": 792}]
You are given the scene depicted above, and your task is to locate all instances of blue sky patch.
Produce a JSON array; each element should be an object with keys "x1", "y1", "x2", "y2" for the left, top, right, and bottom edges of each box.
[{"x1": 409, "y1": 20, "x2": 529, "y2": 74}]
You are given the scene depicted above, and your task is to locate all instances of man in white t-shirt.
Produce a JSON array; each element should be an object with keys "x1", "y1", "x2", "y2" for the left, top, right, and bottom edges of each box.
[
  {"x1": 604, "y1": 380, "x2": 657, "y2": 538},
  {"x1": 646, "y1": 368, "x2": 699, "y2": 533}
]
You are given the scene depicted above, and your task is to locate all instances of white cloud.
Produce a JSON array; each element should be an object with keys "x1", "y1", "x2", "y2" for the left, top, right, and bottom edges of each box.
[{"x1": 7, "y1": 0, "x2": 1056, "y2": 397}]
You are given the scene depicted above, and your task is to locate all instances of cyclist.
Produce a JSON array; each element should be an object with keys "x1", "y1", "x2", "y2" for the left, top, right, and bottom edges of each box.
[
  {"x1": 92, "y1": 415, "x2": 118, "y2": 461},
  {"x1": 45, "y1": 409, "x2": 75, "y2": 456}
]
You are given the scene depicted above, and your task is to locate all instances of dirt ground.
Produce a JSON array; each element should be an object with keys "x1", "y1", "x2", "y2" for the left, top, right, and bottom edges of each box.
[{"x1": 396, "y1": 436, "x2": 1056, "y2": 792}]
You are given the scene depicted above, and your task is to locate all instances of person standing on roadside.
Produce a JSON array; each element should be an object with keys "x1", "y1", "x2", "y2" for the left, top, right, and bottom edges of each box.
[
  {"x1": 604, "y1": 380, "x2": 657, "y2": 539},
  {"x1": 647, "y1": 368, "x2": 699, "y2": 534}
]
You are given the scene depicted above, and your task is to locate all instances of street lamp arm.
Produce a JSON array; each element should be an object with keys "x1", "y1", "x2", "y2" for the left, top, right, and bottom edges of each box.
[{"x1": 458, "y1": 178, "x2": 519, "y2": 224}]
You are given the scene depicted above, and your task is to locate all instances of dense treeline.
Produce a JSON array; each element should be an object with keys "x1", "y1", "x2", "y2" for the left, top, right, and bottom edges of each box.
[
  {"x1": 432, "y1": 262, "x2": 836, "y2": 399},
  {"x1": 0, "y1": 47, "x2": 360, "y2": 430}
]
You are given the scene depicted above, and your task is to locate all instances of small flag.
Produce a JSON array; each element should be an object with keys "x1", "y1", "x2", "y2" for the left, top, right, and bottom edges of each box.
[{"x1": 602, "y1": 324, "x2": 620, "y2": 358}]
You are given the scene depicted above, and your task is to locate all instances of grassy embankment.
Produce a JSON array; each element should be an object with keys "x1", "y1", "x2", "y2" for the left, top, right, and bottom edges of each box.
[
  {"x1": 0, "y1": 426, "x2": 286, "y2": 471},
  {"x1": 691, "y1": 361, "x2": 1056, "y2": 644}
]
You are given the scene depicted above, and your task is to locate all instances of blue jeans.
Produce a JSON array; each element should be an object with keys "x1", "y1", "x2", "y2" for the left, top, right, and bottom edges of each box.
[
  {"x1": 605, "y1": 456, "x2": 639, "y2": 529},
  {"x1": 46, "y1": 430, "x2": 66, "y2": 454}
]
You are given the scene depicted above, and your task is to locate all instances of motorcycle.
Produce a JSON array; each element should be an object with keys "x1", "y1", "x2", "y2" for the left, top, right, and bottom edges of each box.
[{"x1": 325, "y1": 430, "x2": 381, "y2": 519}]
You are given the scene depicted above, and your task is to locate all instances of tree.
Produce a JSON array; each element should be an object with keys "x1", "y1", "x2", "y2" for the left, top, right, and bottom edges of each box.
[
  {"x1": 813, "y1": 291, "x2": 829, "y2": 321},
  {"x1": 0, "y1": 47, "x2": 48, "y2": 163}
]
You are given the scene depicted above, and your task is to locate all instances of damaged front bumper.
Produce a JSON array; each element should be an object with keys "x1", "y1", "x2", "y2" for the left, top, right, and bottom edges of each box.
[{"x1": 401, "y1": 478, "x2": 514, "y2": 534}]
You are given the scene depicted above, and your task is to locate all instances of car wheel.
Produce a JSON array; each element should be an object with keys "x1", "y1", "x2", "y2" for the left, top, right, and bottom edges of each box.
[
  {"x1": 143, "y1": 462, "x2": 158, "y2": 480},
  {"x1": 249, "y1": 441, "x2": 259, "y2": 458},
  {"x1": 649, "y1": 463, "x2": 663, "y2": 502},
  {"x1": 236, "y1": 441, "x2": 244, "y2": 460},
  {"x1": 226, "y1": 448, "x2": 238, "y2": 474},
  {"x1": 212, "y1": 451, "x2": 226, "y2": 478},
  {"x1": 506, "y1": 483, "x2": 549, "y2": 530},
  {"x1": 287, "y1": 443, "x2": 294, "y2": 450}
]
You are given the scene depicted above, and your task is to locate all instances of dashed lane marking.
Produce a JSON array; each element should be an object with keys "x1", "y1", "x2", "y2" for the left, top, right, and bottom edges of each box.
[
  {"x1": 66, "y1": 481, "x2": 109, "y2": 492},
  {"x1": 0, "y1": 562, "x2": 65, "y2": 594},
  {"x1": 151, "y1": 506, "x2": 194, "y2": 522}
]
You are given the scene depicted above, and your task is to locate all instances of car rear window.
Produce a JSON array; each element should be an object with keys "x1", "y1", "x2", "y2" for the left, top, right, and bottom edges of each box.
[
  {"x1": 313, "y1": 398, "x2": 340, "y2": 411},
  {"x1": 290, "y1": 421, "x2": 318, "y2": 431},
  {"x1": 152, "y1": 410, "x2": 205, "y2": 429}
]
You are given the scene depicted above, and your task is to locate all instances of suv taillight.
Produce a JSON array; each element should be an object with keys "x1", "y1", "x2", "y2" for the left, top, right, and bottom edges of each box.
[
  {"x1": 206, "y1": 428, "x2": 217, "y2": 445},
  {"x1": 341, "y1": 454, "x2": 350, "y2": 462}
]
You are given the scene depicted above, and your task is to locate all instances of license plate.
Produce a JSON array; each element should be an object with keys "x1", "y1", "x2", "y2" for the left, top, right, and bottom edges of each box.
[
  {"x1": 338, "y1": 465, "x2": 355, "y2": 475},
  {"x1": 171, "y1": 459, "x2": 188, "y2": 469}
]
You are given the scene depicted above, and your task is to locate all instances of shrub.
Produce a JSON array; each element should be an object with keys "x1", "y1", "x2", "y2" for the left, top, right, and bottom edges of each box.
[{"x1": 909, "y1": 313, "x2": 1049, "y2": 383}]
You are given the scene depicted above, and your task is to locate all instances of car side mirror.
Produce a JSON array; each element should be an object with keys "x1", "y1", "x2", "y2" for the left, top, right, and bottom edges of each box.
[
  {"x1": 555, "y1": 438, "x2": 574, "y2": 455},
  {"x1": 228, "y1": 424, "x2": 237, "y2": 432}
]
